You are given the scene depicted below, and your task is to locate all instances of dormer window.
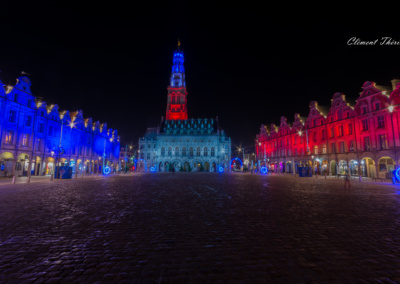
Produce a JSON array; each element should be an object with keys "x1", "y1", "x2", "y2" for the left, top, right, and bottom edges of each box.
[
  {"x1": 14, "y1": 93, "x2": 18, "y2": 102},
  {"x1": 375, "y1": 102, "x2": 380, "y2": 110},
  {"x1": 362, "y1": 106, "x2": 367, "y2": 114}
]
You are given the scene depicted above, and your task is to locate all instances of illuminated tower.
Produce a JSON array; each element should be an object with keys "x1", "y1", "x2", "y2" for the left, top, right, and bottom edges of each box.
[{"x1": 166, "y1": 40, "x2": 188, "y2": 120}]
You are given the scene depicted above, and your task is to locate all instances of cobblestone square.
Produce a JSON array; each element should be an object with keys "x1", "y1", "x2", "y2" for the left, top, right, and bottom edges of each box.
[{"x1": 1, "y1": 173, "x2": 400, "y2": 283}]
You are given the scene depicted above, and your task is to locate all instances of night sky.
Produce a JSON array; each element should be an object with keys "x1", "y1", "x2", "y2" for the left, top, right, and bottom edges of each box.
[{"x1": 1, "y1": 3, "x2": 399, "y2": 150}]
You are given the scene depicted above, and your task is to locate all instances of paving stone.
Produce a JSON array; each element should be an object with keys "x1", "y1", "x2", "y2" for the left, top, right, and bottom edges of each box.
[{"x1": 0, "y1": 173, "x2": 400, "y2": 282}]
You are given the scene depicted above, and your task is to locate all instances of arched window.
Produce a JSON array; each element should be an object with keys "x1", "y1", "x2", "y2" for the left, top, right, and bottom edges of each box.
[
  {"x1": 182, "y1": 147, "x2": 186, "y2": 156},
  {"x1": 161, "y1": 147, "x2": 165, "y2": 157},
  {"x1": 175, "y1": 147, "x2": 179, "y2": 157},
  {"x1": 211, "y1": 147, "x2": 215, "y2": 157},
  {"x1": 189, "y1": 147, "x2": 193, "y2": 156},
  {"x1": 204, "y1": 147, "x2": 208, "y2": 156},
  {"x1": 168, "y1": 147, "x2": 172, "y2": 157},
  {"x1": 196, "y1": 147, "x2": 201, "y2": 157}
]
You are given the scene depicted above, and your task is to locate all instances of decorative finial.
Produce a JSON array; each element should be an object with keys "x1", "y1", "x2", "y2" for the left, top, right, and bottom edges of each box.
[
  {"x1": 21, "y1": 71, "x2": 30, "y2": 76},
  {"x1": 177, "y1": 38, "x2": 180, "y2": 50}
]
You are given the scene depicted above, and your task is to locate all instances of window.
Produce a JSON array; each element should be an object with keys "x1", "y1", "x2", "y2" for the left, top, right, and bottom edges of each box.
[
  {"x1": 86, "y1": 147, "x2": 90, "y2": 155},
  {"x1": 154, "y1": 144, "x2": 156, "y2": 148},
  {"x1": 5, "y1": 130, "x2": 14, "y2": 144},
  {"x1": 314, "y1": 145, "x2": 318, "y2": 154},
  {"x1": 35, "y1": 138, "x2": 41, "y2": 151},
  {"x1": 337, "y1": 109, "x2": 342, "y2": 120},
  {"x1": 362, "y1": 119, "x2": 368, "y2": 131},
  {"x1": 345, "y1": 112, "x2": 350, "y2": 118},
  {"x1": 182, "y1": 147, "x2": 186, "y2": 156},
  {"x1": 211, "y1": 147, "x2": 215, "y2": 157},
  {"x1": 379, "y1": 134, "x2": 387, "y2": 150},
  {"x1": 375, "y1": 102, "x2": 380, "y2": 110},
  {"x1": 148, "y1": 144, "x2": 151, "y2": 149},
  {"x1": 196, "y1": 147, "x2": 201, "y2": 157},
  {"x1": 189, "y1": 147, "x2": 193, "y2": 156},
  {"x1": 38, "y1": 123, "x2": 45, "y2": 133},
  {"x1": 175, "y1": 147, "x2": 179, "y2": 157},
  {"x1": 72, "y1": 147, "x2": 76, "y2": 155},
  {"x1": 331, "y1": 143, "x2": 336, "y2": 153},
  {"x1": 147, "y1": 153, "x2": 150, "y2": 160},
  {"x1": 348, "y1": 123, "x2": 353, "y2": 135},
  {"x1": 321, "y1": 129, "x2": 326, "y2": 140},
  {"x1": 294, "y1": 148, "x2": 298, "y2": 156},
  {"x1": 313, "y1": 119, "x2": 316, "y2": 127},
  {"x1": 161, "y1": 147, "x2": 165, "y2": 157},
  {"x1": 8, "y1": 109, "x2": 16, "y2": 123},
  {"x1": 25, "y1": 115, "x2": 32, "y2": 127},
  {"x1": 287, "y1": 138, "x2": 289, "y2": 145},
  {"x1": 377, "y1": 116, "x2": 385, "y2": 128},
  {"x1": 322, "y1": 144, "x2": 327, "y2": 154},
  {"x1": 168, "y1": 147, "x2": 172, "y2": 156},
  {"x1": 349, "y1": 140, "x2": 354, "y2": 152},
  {"x1": 13, "y1": 93, "x2": 18, "y2": 102},
  {"x1": 313, "y1": 132, "x2": 317, "y2": 141},
  {"x1": 364, "y1": 137, "x2": 370, "y2": 151},
  {"x1": 338, "y1": 125, "x2": 343, "y2": 136},
  {"x1": 339, "y1": 141, "x2": 345, "y2": 153},
  {"x1": 362, "y1": 106, "x2": 367, "y2": 114},
  {"x1": 27, "y1": 99, "x2": 32, "y2": 108},
  {"x1": 22, "y1": 133, "x2": 29, "y2": 146},
  {"x1": 48, "y1": 126, "x2": 53, "y2": 136},
  {"x1": 330, "y1": 127, "x2": 335, "y2": 138},
  {"x1": 204, "y1": 147, "x2": 208, "y2": 156}
]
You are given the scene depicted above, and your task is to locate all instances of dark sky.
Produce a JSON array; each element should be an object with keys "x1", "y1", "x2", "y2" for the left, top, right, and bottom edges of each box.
[{"x1": 1, "y1": 3, "x2": 399, "y2": 149}]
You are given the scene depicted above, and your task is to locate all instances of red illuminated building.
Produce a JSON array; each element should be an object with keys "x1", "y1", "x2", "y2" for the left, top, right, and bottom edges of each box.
[{"x1": 256, "y1": 80, "x2": 400, "y2": 179}]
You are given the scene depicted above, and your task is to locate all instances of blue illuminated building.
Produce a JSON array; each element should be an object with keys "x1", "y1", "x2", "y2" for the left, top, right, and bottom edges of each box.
[
  {"x1": 139, "y1": 42, "x2": 231, "y2": 172},
  {"x1": 0, "y1": 75, "x2": 120, "y2": 177}
]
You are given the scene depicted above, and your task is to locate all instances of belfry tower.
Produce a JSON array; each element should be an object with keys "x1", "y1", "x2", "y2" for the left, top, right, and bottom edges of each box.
[{"x1": 166, "y1": 40, "x2": 188, "y2": 120}]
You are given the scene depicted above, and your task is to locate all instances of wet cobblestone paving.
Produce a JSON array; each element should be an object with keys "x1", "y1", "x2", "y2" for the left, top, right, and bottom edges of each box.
[{"x1": 1, "y1": 173, "x2": 400, "y2": 283}]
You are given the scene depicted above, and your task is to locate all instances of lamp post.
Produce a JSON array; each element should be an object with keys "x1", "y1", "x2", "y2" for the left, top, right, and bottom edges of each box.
[{"x1": 389, "y1": 105, "x2": 396, "y2": 175}]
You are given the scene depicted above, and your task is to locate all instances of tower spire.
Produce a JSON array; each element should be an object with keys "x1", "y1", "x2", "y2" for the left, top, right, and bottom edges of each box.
[{"x1": 166, "y1": 43, "x2": 188, "y2": 120}]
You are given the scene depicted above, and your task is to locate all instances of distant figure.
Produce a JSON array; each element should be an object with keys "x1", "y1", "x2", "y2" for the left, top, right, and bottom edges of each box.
[{"x1": 344, "y1": 173, "x2": 351, "y2": 188}]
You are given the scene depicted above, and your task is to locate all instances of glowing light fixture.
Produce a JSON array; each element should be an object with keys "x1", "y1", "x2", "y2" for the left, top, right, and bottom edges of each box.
[
  {"x1": 103, "y1": 166, "x2": 111, "y2": 175},
  {"x1": 395, "y1": 168, "x2": 400, "y2": 181},
  {"x1": 260, "y1": 166, "x2": 268, "y2": 174},
  {"x1": 219, "y1": 166, "x2": 224, "y2": 173},
  {"x1": 389, "y1": 105, "x2": 394, "y2": 113}
]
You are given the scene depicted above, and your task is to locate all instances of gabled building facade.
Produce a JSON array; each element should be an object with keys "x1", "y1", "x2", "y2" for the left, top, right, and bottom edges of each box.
[
  {"x1": 0, "y1": 76, "x2": 120, "y2": 177},
  {"x1": 256, "y1": 80, "x2": 400, "y2": 179},
  {"x1": 139, "y1": 43, "x2": 231, "y2": 172}
]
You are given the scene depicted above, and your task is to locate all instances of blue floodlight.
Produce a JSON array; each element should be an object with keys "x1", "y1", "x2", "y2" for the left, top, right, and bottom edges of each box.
[
  {"x1": 103, "y1": 166, "x2": 111, "y2": 175},
  {"x1": 395, "y1": 168, "x2": 400, "y2": 181},
  {"x1": 219, "y1": 166, "x2": 224, "y2": 173},
  {"x1": 260, "y1": 166, "x2": 268, "y2": 174},
  {"x1": 150, "y1": 166, "x2": 156, "y2": 172}
]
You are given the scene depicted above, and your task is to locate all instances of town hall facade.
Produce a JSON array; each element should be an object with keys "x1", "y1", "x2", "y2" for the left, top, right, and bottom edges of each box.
[{"x1": 138, "y1": 43, "x2": 231, "y2": 172}]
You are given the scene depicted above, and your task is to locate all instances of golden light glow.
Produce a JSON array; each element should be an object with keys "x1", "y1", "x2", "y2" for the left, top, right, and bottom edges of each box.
[{"x1": 298, "y1": 131, "x2": 303, "y2": 136}]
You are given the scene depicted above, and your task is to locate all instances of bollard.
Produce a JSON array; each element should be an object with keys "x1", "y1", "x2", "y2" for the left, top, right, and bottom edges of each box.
[
  {"x1": 27, "y1": 175, "x2": 31, "y2": 183},
  {"x1": 359, "y1": 175, "x2": 362, "y2": 182},
  {"x1": 12, "y1": 175, "x2": 16, "y2": 184},
  {"x1": 50, "y1": 174, "x2": 53, "y2": 181},
  {"x1": 325, "y1": 173, "x2": 327, "y2": 179},
  {"x1": 316, "y1": 173, "x2": 318, "y2": 178}
]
